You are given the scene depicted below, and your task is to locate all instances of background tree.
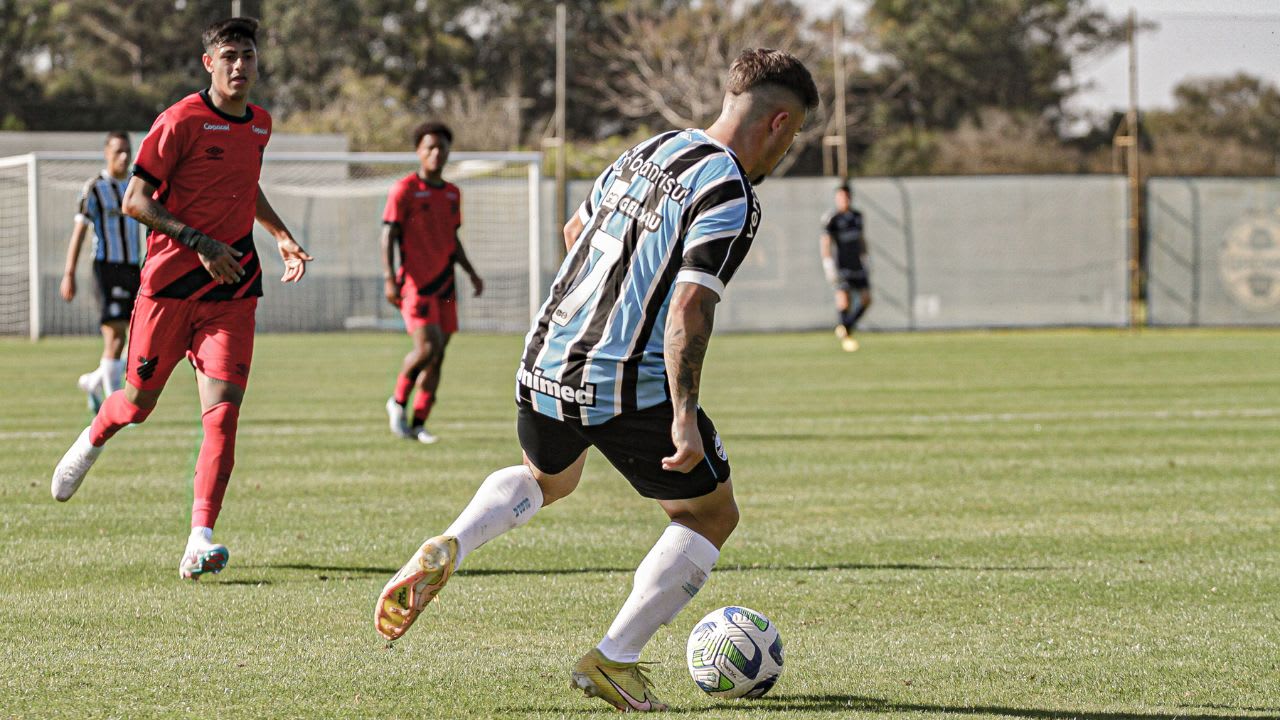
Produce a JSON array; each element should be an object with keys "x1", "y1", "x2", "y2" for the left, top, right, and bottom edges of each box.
[
  {"x1": 579, "y1": 0, "x2": 827, "y2": 175},
  {"x1": 859, "y1": 0, "x2": 1127, "y2": 173}
]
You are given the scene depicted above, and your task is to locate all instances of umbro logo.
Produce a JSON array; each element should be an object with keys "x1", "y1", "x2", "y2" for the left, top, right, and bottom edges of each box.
[
  {"x1": 135, "y1": 355, "x2": 159, "y2": 381},
  {"x1": 205, "y1": 146, "x2": 224, "y2": 160}
]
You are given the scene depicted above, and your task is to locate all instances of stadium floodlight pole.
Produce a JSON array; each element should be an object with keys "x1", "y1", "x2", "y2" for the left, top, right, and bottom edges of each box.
[
  {"x1": 833, "y1": 7, "x2": 848, "y2": 180},
  {"x1": 1126, "y1": 8, "x2": 1143, "y2": 328},
  {"x1": 554, "y1": 2, "x2": 568, "y2": 255}
]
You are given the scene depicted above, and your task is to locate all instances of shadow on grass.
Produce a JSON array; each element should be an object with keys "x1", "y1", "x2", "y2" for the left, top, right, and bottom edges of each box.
[
  {"x1": 498, "y1": 695, "x2": 1274, "y2": 718},
  {"x1": 752, "y1": 694, "x2": 1277, "y2": 718},
  {"x1": 255, "y1": 561, "x2": 1061, "y2": 579}
]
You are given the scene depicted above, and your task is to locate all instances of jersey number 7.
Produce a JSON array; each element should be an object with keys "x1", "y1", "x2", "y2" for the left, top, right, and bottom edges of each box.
[{"x1": 552, "y1": 228, "x2": 624, "y2": 326}]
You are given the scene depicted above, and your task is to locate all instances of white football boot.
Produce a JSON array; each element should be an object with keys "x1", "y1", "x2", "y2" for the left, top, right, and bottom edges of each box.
[
  {"x1": 386, "y1": 397, "x2": 410, "y2": 439},
  {"x1": 414, "y1": 426, "x2": 439, "y2": 445},
  {"x1": 179, "y1": 533, "x2": 230, "y2": 581},
  {"x1": 51, "y1": 427, "x2": 103, "y2": 502},
  {"x1": 77, "y1": 372, "x2": 104, "y2": 412}
]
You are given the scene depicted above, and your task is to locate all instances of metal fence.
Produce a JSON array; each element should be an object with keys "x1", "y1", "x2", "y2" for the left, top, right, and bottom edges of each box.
[
  {"x1": 556, "y1": 175, "x2": 1130, "y2": 332},
  {"x1": 20, "y1": 161, "x2": 1279, "y2": 336}
]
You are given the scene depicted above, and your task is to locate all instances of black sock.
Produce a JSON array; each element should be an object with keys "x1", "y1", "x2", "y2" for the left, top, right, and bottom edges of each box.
[
  {"x1": 850, "y1": 302, "x2": 868, "y2": 328},
  {"x1": 839, "y1": 307, "x2": 856, "y2": 331}
]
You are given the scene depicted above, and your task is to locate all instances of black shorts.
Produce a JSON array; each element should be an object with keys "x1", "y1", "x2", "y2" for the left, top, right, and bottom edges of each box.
[
  {"x1": 93, "y1": 261, "x2": 141, "y2": 325},
  {"x1": 836, "y1": 266, "x2": 869, "y2": 292},
  {"x1": 516, "y1": 400, "x2": 731, "y2": 500}
]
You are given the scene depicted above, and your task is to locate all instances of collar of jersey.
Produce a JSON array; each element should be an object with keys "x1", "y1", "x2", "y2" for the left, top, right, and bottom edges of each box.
[
  {"x1": 199, "y1": 89, "x2": 254, "y2": 124},
  {"x1": 686, "y1": 128, "x2": 739, "y2": 161}
]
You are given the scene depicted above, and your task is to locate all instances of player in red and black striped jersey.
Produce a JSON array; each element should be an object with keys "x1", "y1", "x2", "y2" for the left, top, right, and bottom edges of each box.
[
  {"x1": 381, "y1": 121, "x2": 483, "y2": 444},
  {"x1": 50, "y1": 17, "x2": 314, "y2": 582}
]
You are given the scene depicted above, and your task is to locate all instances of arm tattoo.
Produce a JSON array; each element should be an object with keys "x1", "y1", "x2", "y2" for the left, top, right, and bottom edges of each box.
[
  {"x1": 135, "y1": 202, "x2": 221, "y2": 258},
  {"x1": 667, "y1": 293, "x2": 716, "y2": 415}
]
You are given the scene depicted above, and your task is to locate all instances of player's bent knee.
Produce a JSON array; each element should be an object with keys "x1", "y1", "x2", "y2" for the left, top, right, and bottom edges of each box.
[{"x1": 525, "y1": 454, "x2": 585, "y2": 506}]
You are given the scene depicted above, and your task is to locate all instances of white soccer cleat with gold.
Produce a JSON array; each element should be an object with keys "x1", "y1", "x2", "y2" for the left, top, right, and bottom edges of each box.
[
  {"x1": 374, "y1": 535, "x2": 458, "y2": 640},
  {"x1": 51, "y1": 427, "x2": 103, "y2": 502},
  {"x1": 570, "y1": 648, "x2": 669, "y2": 712}
]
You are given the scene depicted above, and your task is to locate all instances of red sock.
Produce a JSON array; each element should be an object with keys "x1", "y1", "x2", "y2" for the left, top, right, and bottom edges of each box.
[
  {"x1": 90, "y1": 393, "x2": 152, "y2": 446},
  {"x1": 412, "y1": 391, "x2": 434, "y2": 426},
  {"x1": 191, "y1": 402, "x2": 239, "y2": 529},
  {"x1": 393, "y1": 374, "x2": 413, "y2": 405}
]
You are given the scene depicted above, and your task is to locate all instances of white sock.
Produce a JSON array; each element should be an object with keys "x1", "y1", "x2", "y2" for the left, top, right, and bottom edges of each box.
[
  {"x1": 596, "y1": 523, "x2": 720, "y2": 663},
  {"x1": 443, "y1": 465, "x2": 543, "y2": 569},
  {"x1": 189, "y1": 526, "x2": 213, "y2": 545},
  {"x1": 102, "y1": 358, "x2": 125, "y2": 393}
]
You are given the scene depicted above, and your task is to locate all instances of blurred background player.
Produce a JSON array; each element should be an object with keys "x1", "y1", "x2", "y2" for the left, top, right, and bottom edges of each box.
[
  {"x1": 381, "y1": 121, "x2": 484, "y2": 444},
  {"x1": 50, "y1": 17, "x2": 313, "y2": 581},
  {"x1": 374, "y1": 48, "x2": 818, "y2": 712},
  {"x1": 820, "y1": 183, "x2": 872, "y2": 351},
  {"x1": 59, "y1": 131, "x2": 144, "y2": 411}
]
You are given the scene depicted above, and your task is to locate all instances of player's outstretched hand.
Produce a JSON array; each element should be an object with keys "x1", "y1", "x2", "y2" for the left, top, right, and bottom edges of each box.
[
  {"x1": 199, "y1": 241, "x2": 245, "y2": 284},
  {"x1": 277, "y1": 236, "x2": 314, "y2": 283},
  {"x1": 384, "y1": 278, "x2": 402, "y2": 308},
  {"x1": 662, "y1": 415, "x2": 705, "y2": 473},
  {"x1": 60, "y1": 274, "x2": 76, "y2": 302},
  {"x1": 470, "y1": 271, "x2": 484, "y2": 297}
]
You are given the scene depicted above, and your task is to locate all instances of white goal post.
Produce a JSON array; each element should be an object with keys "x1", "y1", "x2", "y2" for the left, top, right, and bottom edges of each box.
[{"x1": 0, "y1": 150, "x2": 542, "y2": 339}]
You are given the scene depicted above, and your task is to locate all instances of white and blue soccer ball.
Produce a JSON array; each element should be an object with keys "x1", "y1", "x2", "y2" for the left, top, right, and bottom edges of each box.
[{"x1": 686, "y1": 605, "x2": 784, "y2": 699}]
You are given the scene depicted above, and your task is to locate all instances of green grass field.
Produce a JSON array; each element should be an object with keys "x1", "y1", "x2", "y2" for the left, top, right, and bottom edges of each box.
[{"x1": 1, "y1": 329, "x2": 1277, "y2": 719}]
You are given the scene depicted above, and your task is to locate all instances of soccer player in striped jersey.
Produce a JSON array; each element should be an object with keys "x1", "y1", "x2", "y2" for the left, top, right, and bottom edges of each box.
[
  {"x1": 381, "y1": 121, "x2": 484, "y2": 444},
  {"x1": 60, "y1": 131, "x2": 145, "y2": 410},
  {"x1": 50, "y1": 18, "x2": 313, "y2": 581},
  {"x1": 375, "y1": 48, "x2": 818, "y2": 712}
]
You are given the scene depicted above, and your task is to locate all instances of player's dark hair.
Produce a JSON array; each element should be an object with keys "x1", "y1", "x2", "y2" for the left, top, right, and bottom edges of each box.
[
  {"x1": 413, "y1": 121, "x2": 454, "y2": 149},
  {"x1": 203, "y1": 17, "x2": 258, "y2": 52},
  {"x1": 836, "y1": 184, "x2": 850, "y2": 195},
  {"x1": 104, "y1": 131, "x2": 129, "y2": 146},
  {"x1": 726, "y1": 48, "x2": 819, "y2": 110}
]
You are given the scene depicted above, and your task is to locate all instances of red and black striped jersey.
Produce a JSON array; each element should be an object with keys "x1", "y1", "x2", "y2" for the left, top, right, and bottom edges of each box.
[
  {"x1": 133, "y1": 90, "x2": 270, "y2": 301},
  {"x1": 383, "y1": 174, "x2": 461, "y2": 299}
]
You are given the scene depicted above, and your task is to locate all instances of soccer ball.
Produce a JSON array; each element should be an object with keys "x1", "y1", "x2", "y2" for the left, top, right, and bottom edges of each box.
[{"x1": 685, "y1": 605, "x2": 784, "y2": 699}]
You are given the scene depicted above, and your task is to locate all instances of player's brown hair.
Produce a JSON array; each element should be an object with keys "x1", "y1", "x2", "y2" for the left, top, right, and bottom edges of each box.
[
  {"x1": 104, "y1": 131, "x2": 129, "y2": 146},
  {"x1": 203, "y1": 17, "x2": 259, "y2": 52},
  {"x1": 725, "y1": 48, "x2": 819, "y2": 110},
  {"x1": 413, "y1": 121, "x2": 454, "y2": 149}
]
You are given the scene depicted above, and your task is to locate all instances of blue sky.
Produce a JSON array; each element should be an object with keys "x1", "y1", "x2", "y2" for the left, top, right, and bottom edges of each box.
[{"x1": 798, "y1": 0, "x2": 1280, "y2": 113}]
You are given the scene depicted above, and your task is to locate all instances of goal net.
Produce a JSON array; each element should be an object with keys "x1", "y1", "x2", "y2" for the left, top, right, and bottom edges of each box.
[{"x1": 0, "y1": 151, "x2": 541, "y2": 338}]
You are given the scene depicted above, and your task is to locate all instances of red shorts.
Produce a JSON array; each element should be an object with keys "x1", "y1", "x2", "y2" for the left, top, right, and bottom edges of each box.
[
  {"x1": 126, "y1": 295, "x2": 257, "y2": 390},
  {"x1": 400, "y1": 292, "x2": 457, "y2": 335}
]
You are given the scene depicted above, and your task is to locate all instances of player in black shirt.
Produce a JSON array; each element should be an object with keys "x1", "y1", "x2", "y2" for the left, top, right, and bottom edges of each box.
[{"x1": 820, "y1": 184, "x2": 871, "y2": 351}]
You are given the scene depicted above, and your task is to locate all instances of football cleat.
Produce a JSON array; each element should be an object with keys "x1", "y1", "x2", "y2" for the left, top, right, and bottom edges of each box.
[
  {"x1": 179, "y1": 540, "x2": 230, "y2": 580},
  {"x1": 78, "y1": 372, "x2": 104, "y2": 413},
  {"x1": 374, "y1": 535, "x2": 458, "y2": 640},
  {"x1": 51, "y1": 427, "x2": 103, "y2": 502},
  {"x1": 834, "y1": 325, "x2": 849, "y2": 340},
  {"x1": 841, "y1": 336, "x2": 859, "y2": 353},
  {"x1": 570, "y1": 648, "x2": 668, "y2": 712},
  {"x1": 386, "y1": 397, "x2": 410, "y2": 439},
  {"x1": 413, "y1": 426, "x2": 439, "y2": 445}
]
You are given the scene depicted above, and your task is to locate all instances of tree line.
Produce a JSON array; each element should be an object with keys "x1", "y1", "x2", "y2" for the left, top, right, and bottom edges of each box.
[{"x1": 2, "y1": 0, "x2": 1277, "y2": 177}]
